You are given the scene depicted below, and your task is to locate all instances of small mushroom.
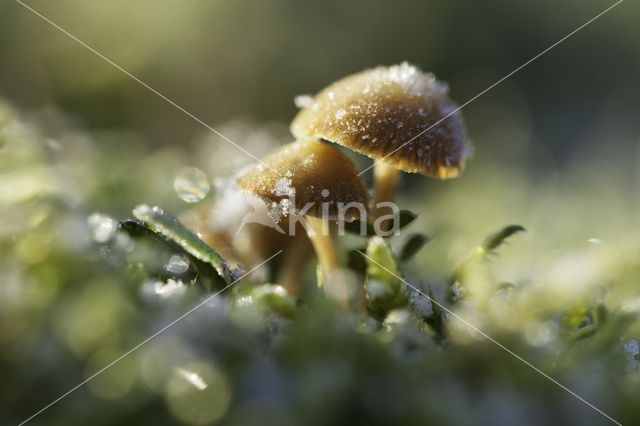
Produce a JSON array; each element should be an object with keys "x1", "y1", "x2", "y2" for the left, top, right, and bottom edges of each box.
[
  {"x1": 236, "y1": 139, "x2": 368, "y2": 308},
  {"x1": 181, "y1": 185, "x2": 306, "y2": 280},
  {"x1": 290, "y1": 62, "x2": 472, "y2": 219}
]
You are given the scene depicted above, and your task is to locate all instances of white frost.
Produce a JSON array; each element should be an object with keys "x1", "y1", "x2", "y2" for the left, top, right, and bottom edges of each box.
[
  {"x1": 294, "y1": 94, "x2": 313, "y2": 109},
  {"x1": 272, "y1": 171, "x2": 295, "y2": 197}
]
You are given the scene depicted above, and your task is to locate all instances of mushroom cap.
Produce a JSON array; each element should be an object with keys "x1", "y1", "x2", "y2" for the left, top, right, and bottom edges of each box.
[
  {"x1": 181, "y1": 183, "x2": 304, "y2": 268},
  {"x1": 236, "y1": 140, "x2": 368, "y2": 220},
  {"x1": 290, "y1": 62, "x2": 471, "y2": 178}
]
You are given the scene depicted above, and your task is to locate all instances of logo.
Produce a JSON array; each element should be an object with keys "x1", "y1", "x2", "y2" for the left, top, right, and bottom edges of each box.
[
  {"x1": 236, "y1": 193, "x2": 286, "y2": 235},
  {"x1": 236, "y1": 190, "x2": 402, "y2": 237}
]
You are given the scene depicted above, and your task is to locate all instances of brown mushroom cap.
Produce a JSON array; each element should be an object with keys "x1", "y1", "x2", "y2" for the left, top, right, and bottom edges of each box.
[
  {"x1": 290, "y1": 62, "x2": 471, "y2": 178},
  {"x1": 236, "y1": 140, "x2": 368, "y2": 220}
]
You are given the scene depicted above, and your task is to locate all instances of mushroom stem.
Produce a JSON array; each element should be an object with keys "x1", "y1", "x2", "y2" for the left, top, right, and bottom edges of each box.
[
  {"x1": 372, "y1": 162, "x2": 401, "y2": 221},
  {"x1": 277, "y1": 233, "x2": 312, "y2": 297},
  {"x1": 305, "y1": 215, "x2": 350, "y2": 310}
]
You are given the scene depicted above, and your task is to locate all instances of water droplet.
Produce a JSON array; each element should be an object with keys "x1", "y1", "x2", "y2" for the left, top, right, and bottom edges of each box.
[
  {"x1": 142, "y1": 279, "x2": 186, "y2": 300},
  {"x1": 335, "y1": 109, "x2": 346, "y2": 120},
  {"x1": 87, "y1": 213, "x2": 117, "y2": 243},
  {"x1": 133, "y1": 204, "x2": 153, "y2": 221},
  {"x1": 321, "y1": 189, "x2": 330, "y2": 197},
  {"x1": 166, "y1": 254, "x2": 190, "y2": 274},
  {"x1": 327, "y1": 91, "x2": 335, "y2": 101},
  {"x1": 174, "y1": 167, "x2": 210, "y2": 203}
]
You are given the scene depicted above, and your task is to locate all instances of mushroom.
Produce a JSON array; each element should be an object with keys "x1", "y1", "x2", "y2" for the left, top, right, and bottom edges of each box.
[
  {"x1": 181, "y1": 185, "x2": 308, "y2": 283},
  {"x1": 236, "y1": 139, "x2": 368, "y2": 308},
  {"x1": 290, "y1": 62, "x2": 472, "y2": 220}
]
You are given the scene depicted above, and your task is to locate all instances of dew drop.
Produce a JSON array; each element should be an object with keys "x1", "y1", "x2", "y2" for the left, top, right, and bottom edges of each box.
[
  {"x1": 87, "y1": 213, "x2": 117, "y2": 243},
  {"x1": 335, "y1": 109, "x2": 346, "y2": 120},
  {"x1": 132, "y1": 204, "x2": 153, "y2": 222},
  {"x1": 141, "y1": 278, "x2": 186, "y2": 301},
  {"x1": 166, "y1": 254, "x2": 190, "y2": 274},
  {"x1": 174, "y1": 167, "x2": 210, "y2": 203},
  {"x1": 321, "y1": 189, "x2": 330, "y2": 197}
]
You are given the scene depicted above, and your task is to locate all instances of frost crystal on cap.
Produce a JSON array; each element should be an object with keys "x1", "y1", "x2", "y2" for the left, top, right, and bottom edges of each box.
[
  {"x1": 290, "y1": 62, "x2": 471, "y2": 178},
  {"x1": 272, "y1": 171, "x2": 295, "y2": 197},
  {"x1": 236, "y1": 140, "x2": 368, "y2": 220},
  {"x1": 294, "y1": 95, "x2": 313, "y2": 109}
]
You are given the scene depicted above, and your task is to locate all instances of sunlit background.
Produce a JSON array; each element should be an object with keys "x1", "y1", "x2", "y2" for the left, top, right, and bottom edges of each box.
[{"x1": 1, "y1": 0, "x2": 640, "y2": 425}]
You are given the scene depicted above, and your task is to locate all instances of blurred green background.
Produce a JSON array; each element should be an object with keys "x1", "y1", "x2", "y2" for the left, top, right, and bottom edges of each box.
[
  {"x1": 2, "y1": 0, "x2": 639, "y2": 163},
  {"x1": 2, "y1": 1, "x2": 640, "y2": 425}
]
